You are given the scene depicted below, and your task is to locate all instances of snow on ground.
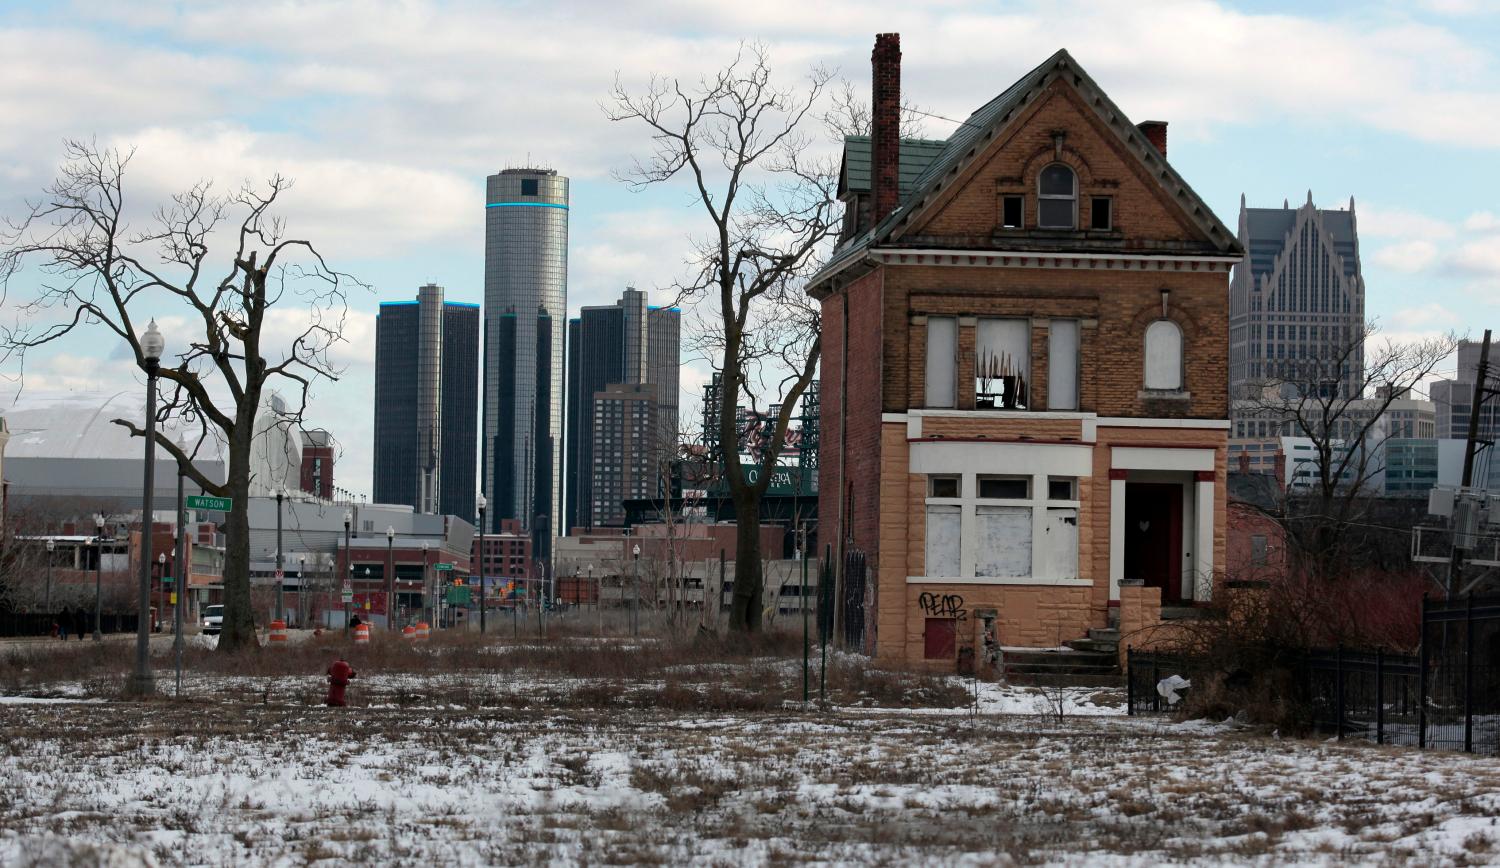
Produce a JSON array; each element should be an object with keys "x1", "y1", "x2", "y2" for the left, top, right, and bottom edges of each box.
[{"x1": 3, "y1": 685, "x2": 1499, "y2": 865}]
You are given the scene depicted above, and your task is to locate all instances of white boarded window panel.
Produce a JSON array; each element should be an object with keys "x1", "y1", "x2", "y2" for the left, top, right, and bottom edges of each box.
[
  {"x1": 1144, "y1": 320, "x2": 1183, "y2": 390},
  {"x1": 975, "y1": 505, "x2": 1031, "y2": 578},
  {"x1": 1048, "y1": 319, "x2": 1079, "y2": 410},
  {"x1": 925, "y1": 505, "x2": 961, "y2": 577},
  {"x1": 925, "y1": 317, "x2": 957, "y2": 408},
  {"x1": 1039, "y1": 507, "x2": 1079, "y2": 579}
]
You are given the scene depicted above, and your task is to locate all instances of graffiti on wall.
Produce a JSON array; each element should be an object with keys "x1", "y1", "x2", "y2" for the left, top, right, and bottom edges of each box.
[{"x1": 918, "y1": 592, "x2": 967, "y2": 620}]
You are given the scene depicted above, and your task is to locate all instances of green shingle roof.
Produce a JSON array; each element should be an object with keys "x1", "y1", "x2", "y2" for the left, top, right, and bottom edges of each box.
[{"x1": 838, "y1": 136, "x2": 950, "y2": 198}]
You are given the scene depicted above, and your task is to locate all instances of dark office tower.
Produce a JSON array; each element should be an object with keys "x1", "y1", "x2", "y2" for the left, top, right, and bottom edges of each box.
[
  {"x1": 1229, "y1": 193, "x2": 1365, "y2": 400},
  {"x1": 563, "y1": 287, "x2": 681, "y2": 531},
  {"x1": 372, "y1": 285, "x2": 480, "y2": 520},
  {"x1": 483, "y1": 168, "x2": 568, "y2": 546}
]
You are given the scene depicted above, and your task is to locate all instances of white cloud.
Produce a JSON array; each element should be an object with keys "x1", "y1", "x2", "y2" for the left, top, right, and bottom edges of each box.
[
  {"x1": 1464, "y1": 211, "x2": 1500, "y2": 232},
  {"x1": 1451, "y1": 238, "x2": 1500, "y2": 275},
  {"x1": 1358, "y1": 205, "x2": 1455, "y2": 240},
  {"x1": 1374, "y1": 240, "x2": 1440, "y2": 272}
]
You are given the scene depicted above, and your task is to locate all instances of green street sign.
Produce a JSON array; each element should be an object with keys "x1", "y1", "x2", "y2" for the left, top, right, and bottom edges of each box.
[
  {"x1": 186, "y1": 495, "x2": 233, "y2": 511},
  {"x1": 161, "y1": 576, "x2": 174, "y2": 584},
  {"x1": 446, "y1": 587, "x2": 471, "y2": 605},
  {"x1": 433, "y1": 563, "x2": 454, "y2": 571}
]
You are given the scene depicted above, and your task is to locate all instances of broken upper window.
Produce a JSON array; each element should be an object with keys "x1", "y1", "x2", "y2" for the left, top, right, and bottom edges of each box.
[
  {"x1": 976, "y1": 318, "x2": 1029, "y2": 409},
  {"x1": 1002, "y1": 195, "x2": 1024, "y2": 229},
  {"x1": 1038, "y1": 164, "x2": 1077, "y2": 229}
]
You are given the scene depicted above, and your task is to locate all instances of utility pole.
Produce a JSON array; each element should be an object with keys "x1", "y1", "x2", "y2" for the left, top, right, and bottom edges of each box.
[
  {"x1": 800, "y1": 524, "x2": 809, "y2": 703},
  {"x1": 1450, "y1": 329, "x2": 1493, "y2": 597},
  {"x1": 274, "y1": 488, "x2": 285, "y2": 624}
]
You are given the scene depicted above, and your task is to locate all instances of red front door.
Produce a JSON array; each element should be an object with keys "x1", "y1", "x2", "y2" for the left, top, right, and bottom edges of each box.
[
  {"x1": 1125, "y1": 482, "x2": 1184, "y2": 603},
  {"x1": 924, "y1": 617, "x2": 956, "y2": 660}
]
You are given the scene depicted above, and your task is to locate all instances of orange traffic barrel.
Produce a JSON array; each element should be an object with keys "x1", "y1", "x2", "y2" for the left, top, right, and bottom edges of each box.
[
  {"x1": 402, "y1": 624, "x2": 416, "y2": 642},
  {"x1": 269, "y1": 619, "x2": 287, "y2": 645},
  {"x1": 415, "y1": 621, "x2": 430, "y2": 642},
  {"x1": 353, "y1": 623, "x2": 371, "y2": 645}
]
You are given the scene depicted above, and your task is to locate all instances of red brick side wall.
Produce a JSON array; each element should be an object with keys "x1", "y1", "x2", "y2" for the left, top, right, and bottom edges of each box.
[{"x1": 818, "y1": 269, "x2": 886, "y2": 562}]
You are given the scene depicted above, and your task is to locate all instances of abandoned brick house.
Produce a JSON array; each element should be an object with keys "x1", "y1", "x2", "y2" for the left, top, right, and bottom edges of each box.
[{"x1": 810, "y1": 35, "x2": 1244, "y2": 671}]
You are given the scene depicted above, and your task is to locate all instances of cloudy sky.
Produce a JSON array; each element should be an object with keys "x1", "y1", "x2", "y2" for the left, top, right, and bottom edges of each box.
[{"x1": 1, "y1": 0, "x2": 1498, "y2": 497}]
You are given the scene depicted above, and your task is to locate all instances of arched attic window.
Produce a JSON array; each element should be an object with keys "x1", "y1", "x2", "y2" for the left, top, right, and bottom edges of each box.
[
  {"x1": 1037, "y1": 164, "x2": 1077, "y2": 229},
  {"x1": 1144, "y1": 320, "x2": 1184, "y2": 390}
]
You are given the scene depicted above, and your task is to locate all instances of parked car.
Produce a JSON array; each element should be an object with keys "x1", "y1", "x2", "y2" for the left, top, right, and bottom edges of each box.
[{"x1": 202, "y1": 604, "x2": 224, "y2": 635}]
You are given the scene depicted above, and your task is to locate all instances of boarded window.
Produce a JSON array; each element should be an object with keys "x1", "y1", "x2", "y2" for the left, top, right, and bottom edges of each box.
[
  {"x1": 1038, "y1": 507, "x2": 1079, "y2": 579},
  {"x1": 1144, "y1": 320, "x2": 1184, "y2": 390},
  {"x1": 924, "y1": 618, "x2": 956, "y2": 660},
  {"x1": 925, "y1": 506, "x2": 961, "y2": 577},
  {"x1": 975, "y1": 505, "x2": 1031, "y2": 578},
  {"x1": 976, "y1": 318, "x2": 1029, "y2": 409},
  {"x1": 1251, "y1": 534, "x2": 1268, "y2": 566},
  {"x1": 925, "y1": 317, "x2": 957, "y2": 408},
  {"x1": 1048, "y1": 319, "x2": 1079, "y2": 410}
]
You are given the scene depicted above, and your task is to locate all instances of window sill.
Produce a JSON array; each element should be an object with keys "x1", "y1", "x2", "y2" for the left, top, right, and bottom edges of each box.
[
  {"x1": 1138, "y1": 389, "x2": 1190, "y2": 401},
  {"x1": 907, "y1": 575, "x2": 1093, "y2": 587}
]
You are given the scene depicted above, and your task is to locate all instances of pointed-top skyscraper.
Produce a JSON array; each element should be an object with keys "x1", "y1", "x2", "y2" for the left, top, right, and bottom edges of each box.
[{"x1": 483, "y1": 168, "x2": 568, "y2": 561}]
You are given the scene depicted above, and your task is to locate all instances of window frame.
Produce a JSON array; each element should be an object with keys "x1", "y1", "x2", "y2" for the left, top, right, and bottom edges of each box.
[
  {"x1": 1037, "y1": 164, "x2": 1078, "y2": 230},
  {"x1": 1001, "y1": 194, "x2": 1024, "y2": 229},
  {"x1": 1090, "y1": 196, "x2": 1112, "y2": 231},
  {"x1": 924, "y1": 316, "x2": 958, "y2": 409},
  {"x1": 1143, "y1": 318, "x2": 1185, "y2": 392},
  {"x1": 922, "y1": 471, "x2": 1082, "y2": 581}
]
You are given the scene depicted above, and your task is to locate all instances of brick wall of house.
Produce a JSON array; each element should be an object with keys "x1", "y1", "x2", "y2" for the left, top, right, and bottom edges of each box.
[
  {"x1": 891, "y1": 267, "x2": 1227, "y2": 420},
  {"x1": 905, "y1": 80, "x2": 1206, "y2": 246},
  {"x1": 818, "y1": 268, "x2": 887, "y2": 562}
]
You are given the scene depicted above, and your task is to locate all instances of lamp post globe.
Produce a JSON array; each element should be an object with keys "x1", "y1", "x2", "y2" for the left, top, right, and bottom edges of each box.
[{"x1": 342, "y1": 509, "x2": 353, "y2": 634}]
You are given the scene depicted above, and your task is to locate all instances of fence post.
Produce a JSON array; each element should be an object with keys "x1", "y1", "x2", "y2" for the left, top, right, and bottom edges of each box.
[
  {"x1": 1335, "y1": 643, "x2": 1345, "y2": 741},
  {"x1": 1126, "y1": 646, "x2": 1134, "y2": 717},
  {"x1": 1376, "y1": 647, "x2": 1385, "y2": 746},
  {"x1": 1464, "y1": 593, "x2": 1475, "y2": 754},
  {"x1": 1418, "y1": 594, "x2": 1428, "y2": 749},
  {"x1": 1151, "y1": 656, "x2": 1160, "y2": 714}
]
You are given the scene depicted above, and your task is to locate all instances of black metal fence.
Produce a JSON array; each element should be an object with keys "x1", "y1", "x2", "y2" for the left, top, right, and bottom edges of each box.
[
  {"x1": 840, "y1": 549, "x2": 867, "y2": 651},
  {"x1": 1126, "y1": 593, "x2": 1500, "y2": 755},
  {"x1": 0, "y1": 611, "x2": 142, "y2": 638}
]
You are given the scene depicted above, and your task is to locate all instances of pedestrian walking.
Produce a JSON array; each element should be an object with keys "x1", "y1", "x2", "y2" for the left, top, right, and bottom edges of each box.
[
  {"x1": 325, "y1": 656, "x2": 357, "y2": 707},
  {"x1": 73, "y1": 607, "x2": 88, "y2": 640},
  {"x1": 56, "y1": 609, "x2": 71, "y2": 641}
]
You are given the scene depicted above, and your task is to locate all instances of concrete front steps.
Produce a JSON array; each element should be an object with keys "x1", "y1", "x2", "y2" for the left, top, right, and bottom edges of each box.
[{"x1": 1002, "y1": 629, "x2": 1122, "y2": 687}]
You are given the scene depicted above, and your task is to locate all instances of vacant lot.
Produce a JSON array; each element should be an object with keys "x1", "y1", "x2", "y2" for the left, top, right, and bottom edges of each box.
[{"x1": 2, "y1": 637, "x2": 1498, "y2": 865}]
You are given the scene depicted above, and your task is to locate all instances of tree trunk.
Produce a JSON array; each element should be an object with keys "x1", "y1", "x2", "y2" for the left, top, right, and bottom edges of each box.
[
  {"x1": 217, "y1": 419, "x2": 258, "y2": 653},
  {"x1": 727, "y1": 494, "x2": 764, "y2": 632}
]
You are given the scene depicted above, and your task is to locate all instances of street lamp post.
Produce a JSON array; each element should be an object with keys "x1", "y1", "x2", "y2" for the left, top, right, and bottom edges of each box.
[
  {"x1": 274, "y1": 488, "x2": 285, "y2": 625},
  {"x1": 157, "y1": 553, "x2": 166, "y2": 631},
  {"x1": 476, "y1": 494, "x2": 487, "y2": 636},
  {"x1": 632, "y1": 544, "x2": 641, "y2": 637},
  {"x1": 421, "y1": 541, "x2": 431, "y2": 628},
  {"x1": 385, "y1": 526, "x2": 395, "y2": 630},
  {"x1": 173, "y1": 441, "x2": 185, "y2": 654},
  {"x1": 589, "y1": 564, "x2": 599, "y2": 637},
  {"x1": 127, "y1": 319, "x2": 164, "y2": 697},
  {"x1": 92, "y1": 513, "x2": 104, "y2": 641},
  {"x1": 298, "y1": 556, "x2": 306, "y2": 628},
  {"x1": 44, "y1": 538, "x2": 54, "y2": 613},
  {"x1": 342, "y1": 510, "x2": 352, "y2": 635}
]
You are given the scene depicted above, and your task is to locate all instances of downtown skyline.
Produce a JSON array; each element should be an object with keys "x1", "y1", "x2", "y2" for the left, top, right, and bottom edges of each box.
[{"x1": 1, "y1": 1, "x2": 1499, "y2": 500}]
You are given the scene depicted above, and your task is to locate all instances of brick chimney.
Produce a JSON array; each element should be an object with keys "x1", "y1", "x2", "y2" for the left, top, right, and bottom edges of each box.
[
  {"x1": 1137, "y1": 120, "x2": 1167, "y2": 158},
  {"x1": 1236, "y1": 452, "x2": 1250, "y2": 474},
  {"x1": 872, "y1": 33, "x2": 902, "y2": 222},
  {"x1": 1273, "y1": 450, "x2": 1286, "y2": 491}
]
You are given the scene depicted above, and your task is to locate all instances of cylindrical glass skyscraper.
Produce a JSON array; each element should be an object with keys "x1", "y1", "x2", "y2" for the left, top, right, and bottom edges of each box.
[{"x1": 483, "y1": 168, "x2": 567, "y2": 560}]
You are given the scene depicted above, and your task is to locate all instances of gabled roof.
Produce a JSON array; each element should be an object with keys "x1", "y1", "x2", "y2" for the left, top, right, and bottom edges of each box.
[
  {"x1": 838, "y1": 136, "x2": 950, "y2": 198},
  {"x1": 811, "y1": 49, "x2": 1243, "y2": 293}
]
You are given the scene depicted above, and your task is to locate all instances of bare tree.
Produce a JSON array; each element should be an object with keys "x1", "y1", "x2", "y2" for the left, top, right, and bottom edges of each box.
[
  {"x1": 1239, "y1": 323, "x2": 1457, "y2": 584},
  {"x1": 0, "y1": 141, "x2": 363, "y2": 652},
  {"x1": 608, "y1": 44, "x2": 839, "y2": 634}
]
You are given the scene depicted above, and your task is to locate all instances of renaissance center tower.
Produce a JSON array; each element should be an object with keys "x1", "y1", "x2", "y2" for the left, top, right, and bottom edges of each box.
[{"x1": 483, "y1": 168, "x2": 568, "y2": 559}]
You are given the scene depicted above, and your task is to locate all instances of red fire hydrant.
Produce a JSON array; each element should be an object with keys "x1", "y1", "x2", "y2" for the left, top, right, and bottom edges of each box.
[{"x1": 326, "y1": 657, "x2": 357, "y2": 707}]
